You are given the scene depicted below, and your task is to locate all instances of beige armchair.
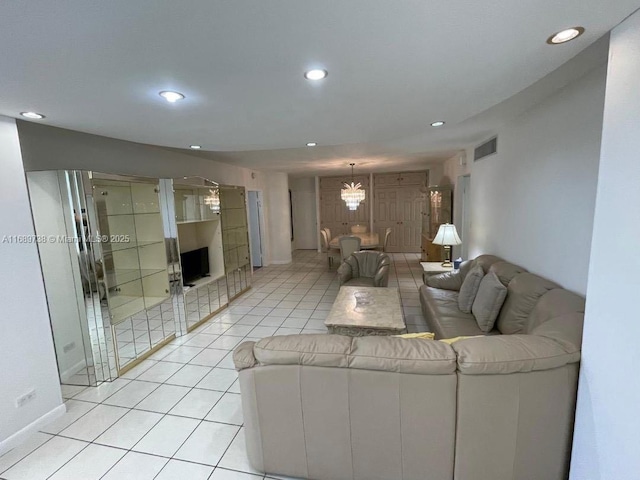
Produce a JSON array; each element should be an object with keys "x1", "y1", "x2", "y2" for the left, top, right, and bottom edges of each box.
[{"x1": 338, "y1": 251, "x2": 391, "y2": 287}]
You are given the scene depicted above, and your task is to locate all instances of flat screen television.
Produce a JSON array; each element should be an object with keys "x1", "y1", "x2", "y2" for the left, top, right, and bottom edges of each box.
[{"x1": 180, "y1": 247, "x2": 209, "y2": 285}]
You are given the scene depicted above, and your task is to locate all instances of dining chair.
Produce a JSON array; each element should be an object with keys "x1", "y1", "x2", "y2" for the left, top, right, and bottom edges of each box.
[
  {"x1": 322, "y1": 227, "x2": 332, "y2": 241},
  {"x1": 339, "y1": 235, "x2": 362, "y2": 261},
  {"x1": 321, "y1": 230, "x2": 340, "y2": 268},
  {"x1": 382, "y1": 227, "x2": 392, "y2": 252}
]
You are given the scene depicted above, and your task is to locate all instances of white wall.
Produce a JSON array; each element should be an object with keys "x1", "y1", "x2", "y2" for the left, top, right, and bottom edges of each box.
[
  {"x1": 17, "y1": 121, "x2": 290, "y2": 267},
  {"x1": 290, "y1": 177, "x2": 317, "y2": 250},
  {"x1": 570, "y1": 12, "x2": 640, "y2": 479},
  {"x1": 264, "y1": 172, "x2": 292, "y2": 264},
  {"x1": 466, "y1": 64, "x2": 606, "y2": 294},
  {"x1": 0, "y1": 116, "x2": 64, "y2": 453}
]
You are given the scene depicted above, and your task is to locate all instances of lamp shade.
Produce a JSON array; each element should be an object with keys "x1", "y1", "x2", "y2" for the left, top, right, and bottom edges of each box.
[{"x1": 432, "y1": 223, "x2": 462, "y2": 246}]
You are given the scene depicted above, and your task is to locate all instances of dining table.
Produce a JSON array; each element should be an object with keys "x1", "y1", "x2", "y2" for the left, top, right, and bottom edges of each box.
[{"x1": 329, "y1": 232, "x2": 380, "y2": 250}]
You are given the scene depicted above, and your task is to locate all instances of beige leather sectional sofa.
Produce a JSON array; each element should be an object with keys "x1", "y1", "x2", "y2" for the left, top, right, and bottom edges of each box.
[{"x1": 233, "y1": 254, "x2": 585, "y2": 480}]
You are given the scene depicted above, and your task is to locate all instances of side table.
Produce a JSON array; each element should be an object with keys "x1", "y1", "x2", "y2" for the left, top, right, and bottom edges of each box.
[{"x1": 420, "y1": 262, "x2": 454, "y2": 284}]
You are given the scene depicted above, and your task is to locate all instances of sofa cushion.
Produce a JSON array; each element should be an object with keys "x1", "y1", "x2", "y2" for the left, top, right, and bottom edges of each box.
[
  {"x1": 458, "y1": 265, "x2": 484, "y2": 313},
  {"x1": 488, "y1": 261, "x2": 527, "y2": 287},
  {"x1": 426, "y1": 270, "x2": 463, "y2": 290},
  {"x1": 233, "y1": 341, "x2": 257, "y2": 370},
  {"x1": 528, "y1": 289, "x2": 585, "y2": 347},
  {"x1": 472, "y1": 272, "x2": 508, "y2": 333},
  {"x1": 251, "y1": 333, "x2": 457, "y2": 375},
  {"x1": 254, "y1": 334, "x2": 352, "y2": 367},
  {"x1": 496, "y1": 273, "x2": 560, "y2": 334},
  {"x1": 419, "y1": 286, "x2": 486, "y2": 339},
  {"x1": 350, "y1": 336, "x2": 456, "y2": 374},
  {"x1": 473, "y1": 255, "x2": 504, "y2": 273},
  {"x1": 451, "y1": 335, "x2": 581, "y2": 375}
]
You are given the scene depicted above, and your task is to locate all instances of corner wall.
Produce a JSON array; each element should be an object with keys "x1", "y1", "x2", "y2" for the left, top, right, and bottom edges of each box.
[
  {"x1": 461, "y1": 64, "x2": 607, "y2": 294},
  {"x1": 264, "y1": 172, "x2": 293, "y2": 264},
  {"x1": 570, "y1": 11, "x2": 640, "y2": 478},
  {"x1": 289, "y1": 177, "x2": 317, "y2": 250},
  {"x1": 0, "y1": 116, "x2": 64, "y2": 452}
]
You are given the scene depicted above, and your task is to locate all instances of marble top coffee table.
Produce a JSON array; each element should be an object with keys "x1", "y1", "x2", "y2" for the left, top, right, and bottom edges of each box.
[{"x1": 325, "y1": 286, "x2": 406, "y2": 336}]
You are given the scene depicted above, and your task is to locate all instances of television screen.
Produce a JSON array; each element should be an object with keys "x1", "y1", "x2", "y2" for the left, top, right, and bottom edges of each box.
[{"x1": 180, "y1": 247, "x2": 209, "y2": 285}]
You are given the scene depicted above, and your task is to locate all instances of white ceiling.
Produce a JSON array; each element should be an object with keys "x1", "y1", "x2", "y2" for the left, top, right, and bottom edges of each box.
[{"x1": 1, "y1": 1, "x2": 638, "y2": 175}]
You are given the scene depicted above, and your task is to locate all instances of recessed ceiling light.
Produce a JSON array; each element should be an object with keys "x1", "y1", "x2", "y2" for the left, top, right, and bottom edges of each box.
[
  {"x1": 547, "y1": 27, "x2": 585, "y2": 45},
  {"x1": 306, "y1": 142, "x2": 317, "y2": 147},
  {"x1": 190, "y1": 145, "x2": 201, "y2": 149},
  {"x1": 304, "y1": 69, "x2": 328, "y2": 80},
  {"x1": 159, "y1": 90, "x2": 185, "y2": 103},
  {"x1": 20, "y1": 111, "x2": 45, "y2": 119},
  {"x1": 431, "y1": 121, "x2": 445, "y2": 127}
]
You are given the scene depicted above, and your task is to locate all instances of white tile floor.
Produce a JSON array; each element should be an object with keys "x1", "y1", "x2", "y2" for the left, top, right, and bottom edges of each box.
[{"x1": 0, "y1": 250, "x2": 425, "y2": 480}]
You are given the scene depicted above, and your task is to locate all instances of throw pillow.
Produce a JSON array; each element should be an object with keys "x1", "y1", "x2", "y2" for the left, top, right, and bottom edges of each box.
[
  {"x1": 394, "y1": 332, "x2": 435, "y2": 340},
  {"x1": 472, "y1": 271, "x2": 508, "y2": 332},
  {"x1": 458, "y1": 265, "x2": 484, "y2": 313}
]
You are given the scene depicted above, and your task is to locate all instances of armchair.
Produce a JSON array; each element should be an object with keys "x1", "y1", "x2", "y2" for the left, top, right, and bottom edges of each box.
[{"x1": 338, "y1": 251, "x2": 391, "y2": 287}]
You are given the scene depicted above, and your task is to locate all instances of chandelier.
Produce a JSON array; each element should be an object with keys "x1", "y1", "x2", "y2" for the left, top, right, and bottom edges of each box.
[
  {"x1": 341, "y1": 163, "x2": 366, "y2": 211},
  {"x1": 204, "y1": 188, "x2": 220, "y2": 213}
]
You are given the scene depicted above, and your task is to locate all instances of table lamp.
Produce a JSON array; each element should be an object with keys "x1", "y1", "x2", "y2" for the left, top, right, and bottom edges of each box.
[{"x1": 432, "y1": 223, "x2": 462, "y2": 267}]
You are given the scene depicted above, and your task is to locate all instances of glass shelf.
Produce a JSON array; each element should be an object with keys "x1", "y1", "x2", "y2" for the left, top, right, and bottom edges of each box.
[{"x1": 105, "y1": 212, "x2": 162, "y2": 217}]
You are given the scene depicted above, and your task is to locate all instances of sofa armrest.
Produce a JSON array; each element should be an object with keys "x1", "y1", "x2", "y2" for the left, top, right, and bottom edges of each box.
[
  {"x1": 426, "y1": 271, "x2": 463, "y2": 290},
  {"x1": 249, "y1": 334, "x2": 456, "y2": 375},
  {"x1": 451, "y1": 335, "x2": 580, "y2": 375},
  {"x1": 233, "y1": 341, "x2": 257, "y2": 370},
  {"x1": 337, "y1": 261, "x2": 353, "y2": 284}
]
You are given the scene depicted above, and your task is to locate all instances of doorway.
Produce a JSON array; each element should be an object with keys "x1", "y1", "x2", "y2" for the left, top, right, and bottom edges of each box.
[{"x1": 247, "y1": 191, "x2": 264, "y2": 268}]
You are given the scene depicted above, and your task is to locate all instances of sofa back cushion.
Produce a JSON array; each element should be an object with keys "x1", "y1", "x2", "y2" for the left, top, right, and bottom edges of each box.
[
  {"x1": 496, "y1": 273, "x2": 560, "y2": 335},
  {"x1": 489, "y1": 261, "x2": 527, "y2": 287},
  {"x1": 472, "y1": 255, "x2": 503, "y2": 274},
  {"x1": 252, "y1": 334, "x2": 457, "y2": 375},
  {"x1": 528, "y1": 289, "x2": 585, "y2": 348}
]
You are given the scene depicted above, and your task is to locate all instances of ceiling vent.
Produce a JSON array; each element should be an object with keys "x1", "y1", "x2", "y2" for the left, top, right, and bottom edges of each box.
[{"x1": 474, "y1": 137, "x2": 498, "y2": 161}]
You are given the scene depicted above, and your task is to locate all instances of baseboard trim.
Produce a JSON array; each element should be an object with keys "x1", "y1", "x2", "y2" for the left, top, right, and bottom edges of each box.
[
  {"x1": 0, "y1": 403, "x2": 66, "y2": 455},
  {"x1": 60, "y1": 359, "x2": 87, "y2": 383}
]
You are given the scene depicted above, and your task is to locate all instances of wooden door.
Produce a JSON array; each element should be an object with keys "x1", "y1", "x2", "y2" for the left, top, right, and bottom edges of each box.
[
  {"x1": 397, "y1": 188, "x2": 423, "y2": 252},
  {"x1": 373, "y1": 187, "x2": 401, "y2": 251},
  {"x1": 373, "y1": 171, "x2": 428, "y2": 253}
]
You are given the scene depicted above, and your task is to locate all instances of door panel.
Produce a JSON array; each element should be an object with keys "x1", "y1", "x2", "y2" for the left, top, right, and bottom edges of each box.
[
  {"x1": 398, "y1": 188, "x2": 423, "y2": 253},
  {"x1": 373, "y1": 188, "x2": 401, "y2": 251},
  {"x1": 373, "y1": 172, "x2": 427, "y2": 253}
]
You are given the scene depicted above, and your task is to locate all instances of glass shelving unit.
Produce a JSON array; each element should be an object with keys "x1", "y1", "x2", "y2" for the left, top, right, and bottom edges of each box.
[
  {"x1": 92, "y1": 176, "x2": 175, "y2": 370},
  {"x1": 174, "y1": 186, "x2": 220, "y2": 223},
  {"x1": 93, "y1": 179, "x2": 171, "y2": 326},
  {"x1": 173, "y1": 180, "x2": 228, "y2": 331},
  {"x1": 220, "y1": 186, "x2": 251, "y2": 300}
]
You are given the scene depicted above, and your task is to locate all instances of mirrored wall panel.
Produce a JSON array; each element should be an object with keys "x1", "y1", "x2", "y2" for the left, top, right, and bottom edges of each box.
[{"x1": 27, "y1": 170, "x2": 182, "y2": 384}]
